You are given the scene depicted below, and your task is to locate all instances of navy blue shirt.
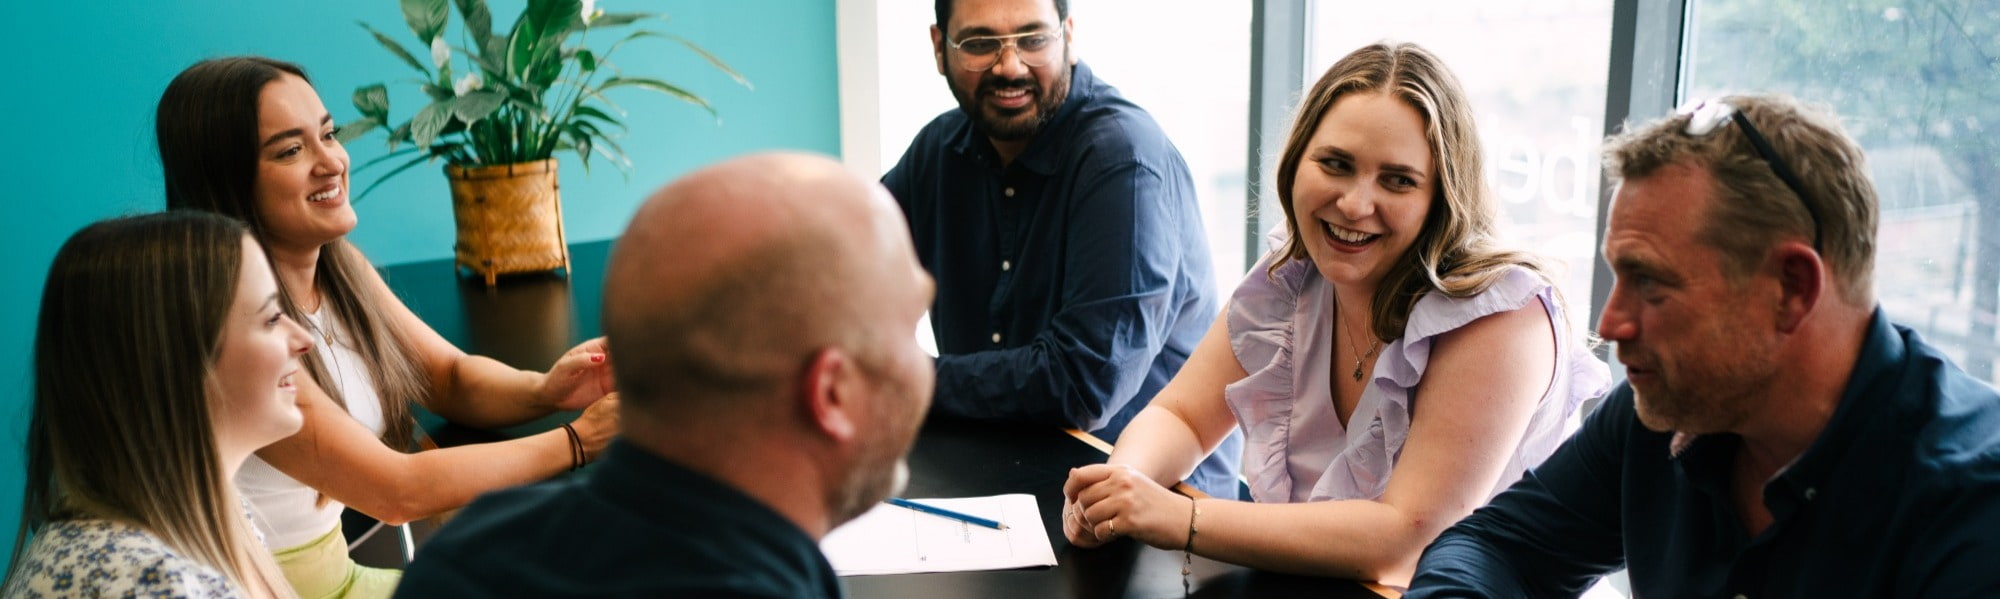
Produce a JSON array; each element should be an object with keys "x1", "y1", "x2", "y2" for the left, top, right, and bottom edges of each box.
[
  {"x1": 395, "y1": 441, "x2": 841, "y2": 598},
  {"x1": 882, "y1": 62, "x2": 1240, "y2": 497},
  {"x1": 1408, "y1": 310, "x2": 2000, "y2": 598}
]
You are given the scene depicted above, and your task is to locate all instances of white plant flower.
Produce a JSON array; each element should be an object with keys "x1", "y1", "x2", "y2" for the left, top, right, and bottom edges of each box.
[
  {"x1": 454, "y1": 73, "x2": 483, "y2": 96},
  {"x1": 582, "y1": 0, "x2": 598, "y2": 24},
  {"x1": 430, "y1": 36, "x2": 450, "y2": 68}
]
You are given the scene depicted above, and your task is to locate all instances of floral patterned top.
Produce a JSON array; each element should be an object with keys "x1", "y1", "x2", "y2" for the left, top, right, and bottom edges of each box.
[{"x1": 3, "y1": 519, "x2": 243, "y2": 598}]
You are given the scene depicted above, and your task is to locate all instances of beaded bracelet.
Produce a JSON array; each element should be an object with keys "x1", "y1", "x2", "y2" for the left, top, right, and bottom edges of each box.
[{"x1": 1182, "y1": 497, "x2": 1201, "y2": 594}]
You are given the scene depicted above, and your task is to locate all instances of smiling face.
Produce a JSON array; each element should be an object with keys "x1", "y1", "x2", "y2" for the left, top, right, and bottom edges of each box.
[
  {"x1": 210, "y1": 237, "x2": 312, "y2": 461},
  {"x1": 253, "y1": 74, "x2": 355, "y2": 253},
  {"x1": 1289, "y1": 91, "x2": 1437, "y2": 289},
  {"x1": 1599, "y1": 162, "x2": 1783, "y2": 434},
  {"x1": 932, "y1": 0, "x2": 1074, "y2": 147}
]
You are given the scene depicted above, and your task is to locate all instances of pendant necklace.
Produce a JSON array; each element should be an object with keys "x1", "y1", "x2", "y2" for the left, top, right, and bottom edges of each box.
[{"x1": 1339, "y1": 298, "x2": 1382, "y2": 382}]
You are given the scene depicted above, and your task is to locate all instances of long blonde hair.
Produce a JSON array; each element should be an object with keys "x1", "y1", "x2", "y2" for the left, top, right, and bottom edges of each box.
[
  {"x1": 156, "y1": 56, "x2": 427, "y2": 448},
  {"x1": 17, "y1": 212, "x2": 294, "y2": 597},
  {"x1": 1272, "y1": 42, "x2": 1557, "y2": 341}
]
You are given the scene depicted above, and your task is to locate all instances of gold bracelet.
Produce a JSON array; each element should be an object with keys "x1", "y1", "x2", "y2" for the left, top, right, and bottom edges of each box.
[{"x1": 1181, "y1": 497, "x2": 1201, "y2": 594}]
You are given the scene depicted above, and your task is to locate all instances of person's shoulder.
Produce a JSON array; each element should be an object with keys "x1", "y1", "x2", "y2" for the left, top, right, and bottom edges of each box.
[
  {"x1": 1058, "y1": 71, "x2": 1180, "y2": 165},
  {"x1": 1405, "y1": 265, "x2": 1551, "y2": 342},
  {"x1": 907, "y1": 106, "x2": 975, "y2": 149},
  {"x1": 1892, "y1": 326, "x2": 2000, "y2": 475},
  {"x1": 422, "y1": 477, "x2": 582, "y2": 547},
  {"x1": 8, "y1": 520, "x2": 238, "y2": 597}
]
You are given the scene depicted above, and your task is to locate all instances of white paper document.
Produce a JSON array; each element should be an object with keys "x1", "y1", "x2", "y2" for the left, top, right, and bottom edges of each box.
[{"x1": 820, "y1": 493, "x2": 1058, "y2": 575}]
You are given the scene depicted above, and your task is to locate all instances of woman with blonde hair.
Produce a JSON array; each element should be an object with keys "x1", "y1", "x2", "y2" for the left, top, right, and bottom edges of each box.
[
  {"x1": 1061, "y1": 41, "x2": 1610, "y2": 585},
  {"x1": 8, "y1": 211, "x2": 306, "y2": 598},
  {"x1": 154, "y1": 56, "x2": 620, "y2": 598}
]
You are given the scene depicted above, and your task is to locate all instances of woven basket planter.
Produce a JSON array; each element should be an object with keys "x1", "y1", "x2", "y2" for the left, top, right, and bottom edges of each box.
[{"x1": 444, "y1": 159, "x2": 571, "y2": 286}]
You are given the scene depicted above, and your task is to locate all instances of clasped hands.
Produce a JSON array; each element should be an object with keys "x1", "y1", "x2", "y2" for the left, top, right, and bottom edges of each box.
[
  {"x1": 539, "y1": 337, "x2": 617, "y2": 411},
  {"x1": 1062, "y1": 464, "x2": 1194, "y2": 550}
]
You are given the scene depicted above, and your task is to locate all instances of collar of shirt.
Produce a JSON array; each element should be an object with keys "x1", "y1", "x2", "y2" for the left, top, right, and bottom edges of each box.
[
  {"x1": 1669, "y1": 308, "x2": 1907, "y2": 521},
  {"x1": 586, "y1": 439, "x2": 826, "y2": 552},
  {"x1": 946, "y1": 61, "x2": 1103, "y2": 176}
]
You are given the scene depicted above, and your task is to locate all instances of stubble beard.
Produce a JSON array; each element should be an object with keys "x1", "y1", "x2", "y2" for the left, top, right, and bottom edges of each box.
[{"x1": 1624, "y1": 326, "x2": 1778, "y2": 435}]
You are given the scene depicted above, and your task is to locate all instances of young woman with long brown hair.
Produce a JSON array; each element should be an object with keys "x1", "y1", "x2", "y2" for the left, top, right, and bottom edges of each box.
[{"x1": 9, "y1": 212, "x2": 303, "y2": 598}]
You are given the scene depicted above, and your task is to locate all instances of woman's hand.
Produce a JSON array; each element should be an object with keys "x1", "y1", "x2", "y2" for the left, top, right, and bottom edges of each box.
[
  {"x1": 539, "y1": 337, "x2": 614, "y2": 410},
  {"x1": 570, "y1": 392, "x2": 621, "y2": 460},
  {"x1": 1060, "y1": 478, "x2": 1111, "y2": 549},
  {"x1": 1065, "y1": 464, "x2": 1193, "y2": 550}
]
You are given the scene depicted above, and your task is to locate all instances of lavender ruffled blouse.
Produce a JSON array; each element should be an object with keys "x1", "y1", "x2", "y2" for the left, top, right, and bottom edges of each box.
[{"x1": 1223, "y1": 233, "x2": 1611, "y2": 504}]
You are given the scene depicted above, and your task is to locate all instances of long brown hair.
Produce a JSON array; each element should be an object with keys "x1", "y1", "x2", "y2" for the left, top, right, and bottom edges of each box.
[
  {"x1": 156, "y1": 56, "x2": 425, "y2": 448},
  {"x1": 16, "y1": 212, "x2": 294, "y2": 597},
  {"x1": 1271, "y1": 42, "x2": 1557, "y2": 341}
]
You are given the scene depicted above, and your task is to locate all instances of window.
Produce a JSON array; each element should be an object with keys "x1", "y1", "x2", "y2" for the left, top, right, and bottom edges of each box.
[
  {"x1": 1307, "y1": 0, "x2": 1616, "y2": 334},
  {"x1": 1684, "y1": 0, "x2": 2000, "y2": 380}
]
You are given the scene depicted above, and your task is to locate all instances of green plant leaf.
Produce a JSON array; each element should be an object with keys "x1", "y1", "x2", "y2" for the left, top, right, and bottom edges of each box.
[
  {"x1": 528, "y1": 58, "x2": 564, "y2": 91},
  {"x1": 422, "y1": 83, "x2": 454, "y2": 102},
  {"x1": 509, "y1": 0, "x2": 581, "y2": 80},
  {"x1": 452, "y1": 0, "x2": 493, "y2": 49},
  {"x1": 361, "y1": 22, "x2": 431, "y2": 76},
  {"x1": 352, "y1": 145, "x2": 425, "y2": 174},
  {"x1": 567, "y1": 131, "x2": 591, "y2": 171},
  {"x1": 666, "y1": 34, "x2": 753, "y2": 90},
  {"x1": 355, "y1": 152, "x2": 437, "y2": 200},
  {"x1": 411, "y1": 100, "x2": 457, "y2": 148},
  {"x1": 599, "y1": 76, "x2": 716, "y2": 116},
  {"x1": 462, "y1": 45, "x2": 508, "y2": 79},
  {"x1": 351, "y1": 84, "x2": 391, "y2": 120},
  {"x1": 576, "y1": 48, "x2": 596, "y2": 73},
  {"x1": 590, "y1": 133, "x2": 632, "y2": 171},
  {"x1": 452, "y1": 90, "x2": 507, "y2": 125},
  {"x1": 571, "y1": 105, "x2": 625, "y2": 130},
  {"x1": 402, "y1": 0, "x2": 449, "y2": 43},
  {"x1": 587, "y1": 11, "x2": 655, "y2": 29},
  {"x1": 335, "y1": 117, "x2": 382, "y2": 143},
  {"x1": 384, "y1": 121, "x2": 415, "y2": 151}
]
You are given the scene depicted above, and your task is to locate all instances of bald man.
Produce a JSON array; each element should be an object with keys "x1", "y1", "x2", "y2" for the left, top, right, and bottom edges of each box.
[{"x1": 395, "y1": 153, "x2": 936, "y2": 598}]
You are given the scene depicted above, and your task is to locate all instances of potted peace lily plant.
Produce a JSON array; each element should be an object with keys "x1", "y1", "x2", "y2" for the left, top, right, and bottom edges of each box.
[{"x1": 338, "y1": 0, "x2": 747, "y2": 285}]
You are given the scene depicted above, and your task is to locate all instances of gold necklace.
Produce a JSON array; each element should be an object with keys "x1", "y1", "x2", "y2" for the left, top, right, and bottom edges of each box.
[{"x1": 1339, "y1": 299, "x2": 1382, "y2": 382}]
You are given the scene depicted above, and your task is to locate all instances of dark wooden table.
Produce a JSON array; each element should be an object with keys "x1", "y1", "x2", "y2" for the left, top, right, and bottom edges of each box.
[{"x1": 381, "y1": 239, "x2": 1392, "y2": 599}]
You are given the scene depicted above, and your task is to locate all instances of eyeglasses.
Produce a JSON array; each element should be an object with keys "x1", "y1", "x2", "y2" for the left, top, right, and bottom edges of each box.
[
  {"x1": 945, "y1": 27, "x2": 1067, "y2": 72},
  {"x1": 1677, "y1": 98, "x2": 1823, "y2": 251}
]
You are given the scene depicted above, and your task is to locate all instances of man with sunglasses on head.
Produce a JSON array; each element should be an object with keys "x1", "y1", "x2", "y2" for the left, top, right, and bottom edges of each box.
[
  {"x1": 1407, "y1": 94, "x2": 2000, "y2": 598},
  {"x1": 881, "y1": 0, "x2": 1239, "y2": 497}
]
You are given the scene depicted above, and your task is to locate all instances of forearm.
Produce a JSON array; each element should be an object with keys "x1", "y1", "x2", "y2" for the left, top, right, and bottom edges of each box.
[
  {"x1": 1106, "y1": 405, "x2": 1216, "y2": 488},
  {"x1": 338, "y1": 429, "x2": 575, "y2": 524},
  {"x1": 1189, "y1": 498, "x2": 1439, "y2": 584},
  {"x1": 428, "y1": 354, "x2": 557, "y2": 428},
  {"x1": 1405, "y1": 524, "x2": 1540, "y2": 598}
]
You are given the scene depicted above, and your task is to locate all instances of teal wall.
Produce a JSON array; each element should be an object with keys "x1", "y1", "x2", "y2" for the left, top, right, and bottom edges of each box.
[{"x1": 0, "y1": 1, "x2": 838, "y2": 561}]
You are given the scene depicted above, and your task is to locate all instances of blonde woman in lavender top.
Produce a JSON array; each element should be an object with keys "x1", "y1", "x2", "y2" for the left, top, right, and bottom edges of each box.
[{"x1": 1061, "y1": 42, "x2": 1610, "y2": 586}]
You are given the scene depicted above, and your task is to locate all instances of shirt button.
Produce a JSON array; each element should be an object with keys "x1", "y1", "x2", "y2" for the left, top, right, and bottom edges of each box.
[
  {"x1": 1804, "y1": 488, "x2": 1817, "y2": 500},
  {"x1": 1003, "y1": 187, "x2": 1016, "y2": 197},
  {"x1": 1001, "y1": 260, "x2": 1012, "y2": 272},
  {"x1": 991, "y1": 332, "x2": 1003, "y2": 344}
]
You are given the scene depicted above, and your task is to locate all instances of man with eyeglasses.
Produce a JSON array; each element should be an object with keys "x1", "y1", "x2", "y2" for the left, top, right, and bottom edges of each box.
[
  {"x1": 1406, "y1": 94, "x2": 2000, "y2": 598},
  {"x1": 880, "y1": 0, "x2": 1240, "y2": 498}
]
